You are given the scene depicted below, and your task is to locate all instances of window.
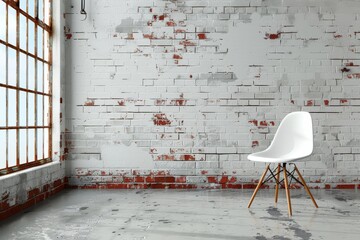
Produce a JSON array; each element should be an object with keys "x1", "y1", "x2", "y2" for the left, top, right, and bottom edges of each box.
[{"x1": 0, "y1": 0, "x2": 52, "y2": 175}]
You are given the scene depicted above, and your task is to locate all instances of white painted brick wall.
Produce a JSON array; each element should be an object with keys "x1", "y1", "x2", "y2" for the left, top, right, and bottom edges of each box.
[{"x1": 64, "y1": 0, "x2": 360, "y2": 188}]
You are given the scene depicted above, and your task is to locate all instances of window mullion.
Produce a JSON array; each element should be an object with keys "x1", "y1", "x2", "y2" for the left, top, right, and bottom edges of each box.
[
  {"x1": 26, "y1": 0, "x2": 29, "y2": 164},
  {"x1": 34, "y1": 0, "x2": 38, "y2": 162},
  {"x1": 15, "y1": 0, "x2": 20, "y2": 167},
  {"x1": 47, "y1": 0, "x2": 52, "y2": 158},
  {"x1": 42, "y1": 0, "x2": 45, "y2": 159},
  {"x1": 5, "y1": 2, "x2": 9, "y2": 169}
]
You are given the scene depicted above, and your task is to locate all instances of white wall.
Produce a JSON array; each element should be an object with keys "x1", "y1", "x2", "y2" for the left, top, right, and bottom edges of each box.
[{"x1": 64, "y1": 0, "x2": 360, "y2": 189}]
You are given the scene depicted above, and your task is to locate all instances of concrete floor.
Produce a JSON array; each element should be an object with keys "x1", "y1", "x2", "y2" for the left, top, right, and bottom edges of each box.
[{"x1": 0, "y1": 189, "x2": 360, "y2": 240}]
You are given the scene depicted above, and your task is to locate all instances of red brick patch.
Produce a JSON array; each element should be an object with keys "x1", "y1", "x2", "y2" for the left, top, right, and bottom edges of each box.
[
  {"x1": 180, "y1": 154, "x2": 195, "y2": 161},
  {"x1": 265, "y1": 32, "x2": 281, "y2": 40},
  {"x1": 117, "y1": 100, "x2": 125, "y2": 106},
  {"x1": 207, "y1": 176, "x2": 218, "y2": 183},
  {"x1": 341, "y1": 67, "x2": 350, "y2": 73},
  {"x1": 180, "y1": 40, "x2": 196, "y2": 46},
  {"x1": 166, "y1": 21, "x2": 176, "y2": 26},
  {"x1": 153, "y1": 113, "x2": 171, "y2": 126},
  {"x1": 173, "y1": 54, "x2": 182, "y2": 59},
  {"x1": 335, "y1": 184, "x2": 355, "y2": 189},
  {"x1": 1, "y1": 178, "x2": 66, "y2": 221},
  {"x1": 248, "y1": 119, "x2": 258, "y2": 126},
  {"x1": 347, "y1": 73, "x2": 360, "y2": 78},
  {"x1": 306, "y1": 100, "x2": 313, "y2": 106},
  {"x1": 252, "y1": 141, "x2": 259, "y2": 148},
  {"x1": 84, "y1": 100, "x2": 95, "y2": 106},
  {"x1": 197, "y1": 33, "x2": 206, "y2": 39}
]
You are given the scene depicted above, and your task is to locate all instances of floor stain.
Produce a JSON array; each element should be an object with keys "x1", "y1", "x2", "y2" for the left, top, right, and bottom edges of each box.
[
  {"x1": 288, "y1": 225, "x2": 312, "y2": 240},
  {"x1": 331, "y1": 207, "x2": 350, "y2": 216},
  {"x1": 334, "y1": 196, "x2": 348, "y2": 202},
  {"x1": 255, "y1": 234, "x2": 267, "y2": 240},
  {"x1": 261, "y1": 217, "x2": 294, "y2": 222},
  {"x1": 266, "y1": 206, "x2": 282, "y2": 217},
  {"x1": 159, "y1": 219, "x2": 172, "y2": 224},
  {"x1": 272, "y1": 235, "x2": 291, "y2": 240},
  {"x1": 145, "y1": 209, "x2": 155, "y2": 212}
]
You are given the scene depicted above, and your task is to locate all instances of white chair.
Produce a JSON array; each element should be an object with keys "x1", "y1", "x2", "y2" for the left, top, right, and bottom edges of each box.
[{"x1": 247, "y1": 111, "x2": 318, "y2": 216}]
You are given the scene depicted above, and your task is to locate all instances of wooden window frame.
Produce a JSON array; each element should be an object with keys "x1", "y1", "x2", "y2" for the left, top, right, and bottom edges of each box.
[{"x1": 0, "y1": 0, "x2": 52, "y2": 175}]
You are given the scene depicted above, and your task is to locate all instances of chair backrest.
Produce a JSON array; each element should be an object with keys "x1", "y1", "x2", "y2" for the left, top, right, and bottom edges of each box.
[{"x1": 266, "y1": 112, "x2": 313, "y2": 159}]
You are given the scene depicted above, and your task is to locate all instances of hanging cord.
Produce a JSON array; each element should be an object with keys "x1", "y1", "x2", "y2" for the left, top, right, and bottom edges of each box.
[{"x1": 80, "y1": 0, "x2": 87, "y2": 21}]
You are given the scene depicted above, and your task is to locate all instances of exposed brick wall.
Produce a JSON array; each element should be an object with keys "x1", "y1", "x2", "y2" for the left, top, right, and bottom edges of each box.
[
  {"x1": 0, "y1": 163, "x2": 66, "y2": 221},
  {"x1": 64, "y1": 0, "x2": 360, "y2": 189}
]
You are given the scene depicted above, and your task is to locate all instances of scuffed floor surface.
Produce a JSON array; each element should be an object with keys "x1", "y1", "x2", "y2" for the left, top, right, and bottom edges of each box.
[{"x1": 1, "y1": 189, "x2": 360, "y2": 240}]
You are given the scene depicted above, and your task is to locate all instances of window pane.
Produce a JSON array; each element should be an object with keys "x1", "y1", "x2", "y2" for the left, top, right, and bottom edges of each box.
[
  {"x1": 44, "y1": 31, "x2": 49, "y2": 61},
  {"x1": 28, "y1": 20, "x2": 35, "y2": 54},
  {"x1": 44, "y1": 128, "x2": 49, "y2": 158},
  {"x1": 20, "y1": 0, "x2": 27, "y2": 12},
  {"x1": 37, "y1": 61, "x2": 43, "y2": 92},
  {"x1": 0, "y1": 45, "x2": 5, "y2": 84},
  {"x1": 38, "y1": 0, "x2": 44, "y2": 22},
  {"x1": 8, "y1": 130, "x2": 16, "y2": 167},
  {"x1": 44, "y1": 63, "x2": 49, "y2": 93},
  {"x1": 37, "y1": 27, "x2": 43, "y2": 58},
  {"x1": 0, "y1": 87, "x2": 5, "y2": 126},
  {"x1": 37, "y1": 128, "x2": 43, "y2": 160},
  {"x1": 19, "y1": 52, "x2": 27, "y2": 88},
  {"x1": 44, "y1": 95, "x2": 49, "y2": 126},
  {"x1": 8, "y1": 89, "x2": 16, "y2": 127},
  {"x1": 28, "y1": 129, "x2": 35, "y2": 162},
  {"x1": 0, "y1": 1, "x2": 5, "y2": 41},
  {"x1": 19, "y1": 91, "x2": 27, "y2": 126},
  {"x1": 8, "y1": 48, "x2": 17, "y2": 86},
  {"x1": 28, "y1": 92, "x2": 35, "y2": 126},
  {"x1": 37, "y1": 94, "x2": 43, "y2": 126},
  {"x1": 28, "y1": 0, "x2": 35, "y2": 18},
  {"x1": 0, "y1": 0, "x2": 52, "y2": 174},
  {"x1": 8, "y1": 7, "x2": 16, "y2": 46},
  {"x1": 28, "y1": 56, "x2": 35, "y2": 90},
  {"x1": 20, "y1": 15, "x2": 27, "y2": 50},
  {"x1": 19, "y1": 129, "x2": 27, "y2": 164},
  {"x1": 0, "y1": 130, "x2": 6, "y2": 169},
  {"x1": 44, "y1": 0, "x2": 50, "y2": 25}
]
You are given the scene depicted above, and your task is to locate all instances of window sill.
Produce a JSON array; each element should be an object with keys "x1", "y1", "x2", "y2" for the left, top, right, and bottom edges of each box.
[{"x1": 0, "y1": 161, "x2": 61, "y2": 181}]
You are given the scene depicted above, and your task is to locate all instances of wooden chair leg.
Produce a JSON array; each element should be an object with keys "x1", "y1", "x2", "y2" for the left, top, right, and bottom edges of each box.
[
  {"x1": 275, "y1": 163, "x2": 281, "y2": 203},
  {"x1": 283, "y1": 164, "x2": 292, "y2": 216},
  {"x1": 248, "y1": 164, "x2": 270, "y2": 208},
  {"x1": 294, "y1": 165, "x2": 318, "y2": 208}
]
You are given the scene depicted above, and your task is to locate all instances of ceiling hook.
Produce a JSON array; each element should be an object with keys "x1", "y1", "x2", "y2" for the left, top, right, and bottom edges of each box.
[{"x1": 80, "y1": 0, "x2": 87, "y2": 21}]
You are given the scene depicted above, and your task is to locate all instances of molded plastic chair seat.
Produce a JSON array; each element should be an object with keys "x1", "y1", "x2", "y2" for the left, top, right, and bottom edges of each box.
[
  {"x1": 248, "y1": 150, "x2": 312, "y2": 163},
  {"x1": 247, "y1": 111, "x2": 318, "y2": 216},
  {"x1": 248, "y1": 111, "x2": 313, "y2": 164}
]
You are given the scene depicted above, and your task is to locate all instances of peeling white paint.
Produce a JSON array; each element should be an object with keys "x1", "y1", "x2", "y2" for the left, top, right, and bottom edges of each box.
[
  {"x1": 222, "y1": 13, "x2": 275, "y2": 81},
  {"x1": 101, "y1": 143, "x2": 154, "y2": 168}
]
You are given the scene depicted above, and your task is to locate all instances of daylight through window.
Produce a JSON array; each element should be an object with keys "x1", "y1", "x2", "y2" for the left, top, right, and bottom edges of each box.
[{"x1": 0, "y1": 0, "x2": 52, "y2": 175}]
